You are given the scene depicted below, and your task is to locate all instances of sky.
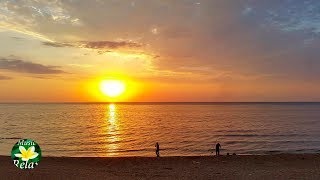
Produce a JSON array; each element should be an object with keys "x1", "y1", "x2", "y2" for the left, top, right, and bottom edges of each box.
[{"x1": 0, "y1": 0, "x2": 320, "y2": 102}]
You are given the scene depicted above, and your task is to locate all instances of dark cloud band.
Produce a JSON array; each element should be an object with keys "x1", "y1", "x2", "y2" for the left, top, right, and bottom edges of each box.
[
  {"x1": 0, "y1": 58, "x2": 66, "y2": 74},
  {"x1": 42, "y1": 40, "x2": 142, "y2": 50}
]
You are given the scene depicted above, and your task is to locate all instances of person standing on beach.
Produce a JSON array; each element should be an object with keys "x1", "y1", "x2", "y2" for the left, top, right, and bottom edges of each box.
[
  {"x1": 155, "y1": 142, "x2": 160, "y2": 157},
  {"x1": 216, "y1": 143, "x2": 221, "y2": 156}
]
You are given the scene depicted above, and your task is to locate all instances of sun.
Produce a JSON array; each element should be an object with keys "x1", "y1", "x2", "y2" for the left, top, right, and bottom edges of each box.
[{"x1": 100, "y1": 80, "x2": 125, "y2": 97}]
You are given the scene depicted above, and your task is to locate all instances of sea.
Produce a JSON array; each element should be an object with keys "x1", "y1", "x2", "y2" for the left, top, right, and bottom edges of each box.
[{"x1": 1, "y1": 103, "x2": 320, "y2": 157}]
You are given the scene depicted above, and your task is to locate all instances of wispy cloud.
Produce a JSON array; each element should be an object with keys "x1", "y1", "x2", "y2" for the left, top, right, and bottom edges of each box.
[
  {"x1": 42, "y1": 41, "x2": 73, "y2": 47},
  {"x1": 244, "y1": 0, "x2": 320, "y2": 36},
  {"x1": 42, "y1": 40, "x2": 146, "y2": 57},
  {"x1": 82, "y1": 40, "x2": 143, "y2": 49},
  {"x1": 0, "y1": 58, "x2": 66, "y2": 74},
  {"x1": 11, "y1": 36, "x2": 25, "y2": 40},
  {"x1": 42, "y1": 40, "x2": 143, "y2": 49}
]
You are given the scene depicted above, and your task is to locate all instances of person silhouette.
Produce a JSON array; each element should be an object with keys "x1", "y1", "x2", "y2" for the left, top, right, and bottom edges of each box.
[
  {"x1": 216, "y1": 143, "x2": 221, "y2": 156},
  {"x1": 155, "y1": 142, "x2": 160, "y2": 157}
]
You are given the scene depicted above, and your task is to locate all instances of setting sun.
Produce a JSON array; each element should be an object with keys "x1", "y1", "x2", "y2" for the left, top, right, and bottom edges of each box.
[{"x1": 100, "y1": 80, "x2": 125, "y2": 98}]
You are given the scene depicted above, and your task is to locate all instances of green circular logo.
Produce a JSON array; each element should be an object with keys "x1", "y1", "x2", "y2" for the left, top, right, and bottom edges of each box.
[{"x1": 11, "y1": 139, "x2": 41, "y2": 169}]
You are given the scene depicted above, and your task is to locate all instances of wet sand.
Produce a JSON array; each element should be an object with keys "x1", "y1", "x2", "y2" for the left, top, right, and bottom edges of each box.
[{"x1": 1, "y1": 154, "x2": 320, "y2": 180}]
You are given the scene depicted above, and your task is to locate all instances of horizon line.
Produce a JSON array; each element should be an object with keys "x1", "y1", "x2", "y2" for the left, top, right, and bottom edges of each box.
[{"x1": 0, "y1": 101, "x2": 320, "y2": 104}]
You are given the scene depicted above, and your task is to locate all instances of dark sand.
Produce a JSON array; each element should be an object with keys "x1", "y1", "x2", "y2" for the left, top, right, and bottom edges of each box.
[{"x1": 1, "y1": 154, "x2": 320, "y2": 180}]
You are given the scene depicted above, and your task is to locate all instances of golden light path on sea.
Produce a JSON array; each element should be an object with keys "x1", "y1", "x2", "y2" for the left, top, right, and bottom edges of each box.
[{"x1": 104, "y1": 104, "x2": 120, "y2": 156}]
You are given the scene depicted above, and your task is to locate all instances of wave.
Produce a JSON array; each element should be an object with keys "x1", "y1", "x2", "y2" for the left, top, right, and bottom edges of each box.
[{"x1": 216, "y1": 133, "x2": 309, "y2": 137}]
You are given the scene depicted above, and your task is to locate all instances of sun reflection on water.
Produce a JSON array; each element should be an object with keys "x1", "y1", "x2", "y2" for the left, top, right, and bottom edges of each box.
[
  {"x1": 104, "y1": 103, "x2": 120, "y2": 156},
  {"x1": 109, "y1": 104, "x2": 116, "y2": 123}
]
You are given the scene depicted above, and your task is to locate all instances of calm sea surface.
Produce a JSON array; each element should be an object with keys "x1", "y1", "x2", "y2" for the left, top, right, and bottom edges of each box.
[{"x1": 1, "y1": 103, "x2": 320, "y2": 157}]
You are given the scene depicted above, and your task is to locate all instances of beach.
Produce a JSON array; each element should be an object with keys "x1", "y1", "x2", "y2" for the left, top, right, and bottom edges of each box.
[{"x1": 1, "y1": 154, "x2": 320, "y2": 179}]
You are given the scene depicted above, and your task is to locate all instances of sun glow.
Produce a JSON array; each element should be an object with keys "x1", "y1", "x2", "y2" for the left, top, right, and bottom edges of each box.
[{"x1": 100, "y1": 80, "x2": 125, "y2": 97}]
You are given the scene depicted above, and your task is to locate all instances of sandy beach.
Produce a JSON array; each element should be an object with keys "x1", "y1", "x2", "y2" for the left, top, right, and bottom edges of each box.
[{"x1": 1, "y1": 154, "x2": 320, "y2": 179}]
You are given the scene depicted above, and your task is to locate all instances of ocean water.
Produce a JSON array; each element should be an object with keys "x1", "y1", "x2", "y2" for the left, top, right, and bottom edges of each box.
[{"x1": 0, "y1": 103, "x2": 320, "y2": 157}]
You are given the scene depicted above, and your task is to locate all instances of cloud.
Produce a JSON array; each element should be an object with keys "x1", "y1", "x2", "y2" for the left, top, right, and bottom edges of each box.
[
  {"x1": 82, "y1": 40, "x2": 142, "y2": 49},
  {"x1": 42, "y1": 41, "x2": 73, "y2": 47},
  {"x1": 0, "y1": 58, "x2": 66, "y2": 74},
  {"x1": 11, "y1": 36, "x2": 25, "y2": 40},
  {"x1": 242, "y1": 0, "x2": 320, "y2": 44},
  {"x1": 42, "y1": 40, "x2": 143, "y2": 49},
  {"x1": 0, "y1": 74, "x2": 12, "y2": 80},
  {"x1": 41, "y1": 40, "x2": 144, "y2": 57}
]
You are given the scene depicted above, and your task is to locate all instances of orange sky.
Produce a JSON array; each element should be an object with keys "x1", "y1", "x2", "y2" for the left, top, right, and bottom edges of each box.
[{"x1": 0, "y1": 0, "x2": 320, "y2": 102}]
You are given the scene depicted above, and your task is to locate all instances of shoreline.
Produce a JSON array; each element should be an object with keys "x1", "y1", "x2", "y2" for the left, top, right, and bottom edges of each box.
[{"x1": 1, "y1": 154, "x2": 320, "y2": 179}]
